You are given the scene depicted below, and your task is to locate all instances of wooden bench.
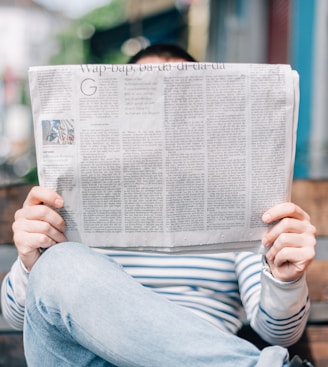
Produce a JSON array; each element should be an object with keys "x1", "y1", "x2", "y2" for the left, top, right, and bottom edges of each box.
[{"x1": 0, "y1": 181, "x2": 327, "y2": 366}]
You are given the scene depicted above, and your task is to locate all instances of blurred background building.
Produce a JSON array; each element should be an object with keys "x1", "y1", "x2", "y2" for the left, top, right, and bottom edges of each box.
[
  {"x1": 0, "y1": 0, "x2": 327, "y2": 185},
  {"x1": 0, "y1": 0, "x2": 67, "y2": 184}
]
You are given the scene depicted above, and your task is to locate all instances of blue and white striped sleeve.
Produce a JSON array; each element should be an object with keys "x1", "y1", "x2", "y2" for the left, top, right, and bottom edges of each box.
[
  {"x1": 235, "y1": 252, "x2": 310, "y2": 347},
  {"x1": 1, "y1": 257, "x2": 29, "y2": 330}
]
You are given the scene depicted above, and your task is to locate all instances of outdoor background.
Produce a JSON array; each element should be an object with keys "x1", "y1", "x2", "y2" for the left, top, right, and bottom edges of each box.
[{"x1": 0, "y1": 0, "x2": 327, "y2": 186}]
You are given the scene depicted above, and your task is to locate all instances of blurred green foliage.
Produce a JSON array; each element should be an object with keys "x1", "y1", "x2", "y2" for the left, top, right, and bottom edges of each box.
[
  {"x1": 50, "y1": 0, "x2": 128, "y2": 65},
  {"x1": 23, "y1": 166, "x2": 39, "y2": 185},
  {"x1": 81, "y1": 0, "x2": 127, "y2": 30}
]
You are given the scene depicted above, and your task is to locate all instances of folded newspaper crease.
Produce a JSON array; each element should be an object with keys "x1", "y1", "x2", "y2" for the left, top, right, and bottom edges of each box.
[{"x1": 28, "y1": 62, "x2": 299, "y2": 253}]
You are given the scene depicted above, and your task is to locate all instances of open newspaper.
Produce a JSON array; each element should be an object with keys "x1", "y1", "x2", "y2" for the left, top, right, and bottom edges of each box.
[{"x1": 28, "y1": 62, "x2": 299, "y2": 253}]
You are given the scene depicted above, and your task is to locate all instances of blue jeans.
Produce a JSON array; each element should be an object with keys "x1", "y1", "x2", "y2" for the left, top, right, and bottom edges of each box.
[{"x1": 24, "y1": 242, "x2": 290, "y2": 367}]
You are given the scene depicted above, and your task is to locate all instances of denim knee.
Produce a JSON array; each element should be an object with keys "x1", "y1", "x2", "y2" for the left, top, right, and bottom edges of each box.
[
  {"x1": 27, "y1": 242, "x2": 120, "y2": 306},
  {"x1": 30, "y1": 241, "x2": 89, "y2": 277}
]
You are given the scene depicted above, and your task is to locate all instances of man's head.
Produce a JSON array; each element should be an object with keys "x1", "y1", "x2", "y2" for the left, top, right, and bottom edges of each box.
[{"x1": 128, "y1": 43, "x2": 196, "y2": 64}]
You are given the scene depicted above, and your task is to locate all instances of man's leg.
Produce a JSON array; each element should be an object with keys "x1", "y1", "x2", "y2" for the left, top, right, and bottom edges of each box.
[{"x1": 24, "y1": 242, "x2": 289, "y2": 367}]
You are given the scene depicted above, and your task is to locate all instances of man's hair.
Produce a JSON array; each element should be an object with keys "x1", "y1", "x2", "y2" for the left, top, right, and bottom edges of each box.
[{"x1": 128, "y1": 43, "x2": 196, "y2": 64}]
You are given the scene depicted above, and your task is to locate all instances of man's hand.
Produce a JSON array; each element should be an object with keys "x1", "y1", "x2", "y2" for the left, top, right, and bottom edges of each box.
[
  {"x1": 262, "y1": 202, "x2": 316, "y2": 282},
  {"x1": 13, "y1": 186, "x2": 67, "y2": 271}
]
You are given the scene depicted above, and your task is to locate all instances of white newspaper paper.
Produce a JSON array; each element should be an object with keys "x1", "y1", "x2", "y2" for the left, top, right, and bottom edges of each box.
[{"x1": 28, "y1": 62, "x2": 299, "y2": 253}]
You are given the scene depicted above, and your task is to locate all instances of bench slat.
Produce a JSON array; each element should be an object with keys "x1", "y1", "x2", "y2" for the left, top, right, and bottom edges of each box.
[
  {"x1": 0, "y1": 184, "x2": 33, "y2": 245},
  {"x1": 291, "y1": 180, "x2": 328, "y2": 236}
]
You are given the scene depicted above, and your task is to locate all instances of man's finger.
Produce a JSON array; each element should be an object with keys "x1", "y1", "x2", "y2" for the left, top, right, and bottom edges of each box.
[
  {"x1": 23, "y1": 186, "x2": 64, "y2": 209},
  {"x1": 262, "y1": 202, "x2": 310, "y2": 224}
]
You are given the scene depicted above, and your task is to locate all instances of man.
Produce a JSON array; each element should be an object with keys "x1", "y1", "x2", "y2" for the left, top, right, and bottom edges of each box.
[{"x1": 1, "y1": 44, "x2": 316, "y2": 367}]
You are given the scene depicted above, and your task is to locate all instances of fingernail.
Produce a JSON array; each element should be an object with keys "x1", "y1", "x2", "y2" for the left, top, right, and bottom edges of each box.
[
  {"x1": 262, "y1": 236, "x2": 269, "y2": 246},
  {"x1": 262, "y1": 213, "x2": 271, "y2": 223},
  {"x1": 55, "y1": 199, "x2": 64, "y2": 207}
]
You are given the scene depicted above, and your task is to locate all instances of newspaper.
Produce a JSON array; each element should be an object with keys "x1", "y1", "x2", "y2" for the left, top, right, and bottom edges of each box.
[{"x1": 28, "y1": 62, "x2": 299, "y2": 253}]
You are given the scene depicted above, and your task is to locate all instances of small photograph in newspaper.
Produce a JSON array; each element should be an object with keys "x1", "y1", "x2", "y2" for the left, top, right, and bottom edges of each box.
[{"x1": 42, "y1": 119, "x2": 75, "y2": 145}]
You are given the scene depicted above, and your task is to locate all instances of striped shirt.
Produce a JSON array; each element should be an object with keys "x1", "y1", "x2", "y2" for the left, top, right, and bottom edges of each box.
[{"x1": 1, "y1": 249, "x2": 310, "y2": 347}]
